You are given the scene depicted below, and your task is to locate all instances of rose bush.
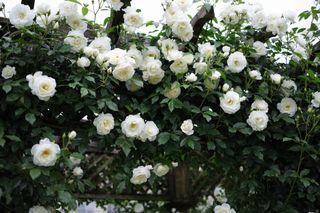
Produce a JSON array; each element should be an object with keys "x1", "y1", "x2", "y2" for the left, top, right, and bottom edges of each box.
[{"x1": 0, "y1": 0, "x2": 320, "y2": 212}]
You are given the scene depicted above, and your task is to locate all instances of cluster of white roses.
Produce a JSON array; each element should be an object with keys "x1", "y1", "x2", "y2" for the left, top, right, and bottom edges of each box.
[
  {"x1": 130, "y1": 163, "x2": 170, "y2": 185},
  {"x1": 93, "y1": 113, "x2": 160, "y2": 142},
  {"x1": 162, "y1": 0, "x2": 194, "y2": 42},
  {"x1": 121, "y1": 114, "x2": 160, "y2": 142},
  {"x1": 219, "y1": 1, "x2": 296, "y2": 37}
]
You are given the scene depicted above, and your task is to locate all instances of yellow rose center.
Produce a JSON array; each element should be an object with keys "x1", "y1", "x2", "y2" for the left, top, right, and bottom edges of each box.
[
  {"x1": 41, "y1": 83, "x2": 50, "y2": 91},
  {"x1": 41, "y1": 148, "x2": 52, "y2": 158}
]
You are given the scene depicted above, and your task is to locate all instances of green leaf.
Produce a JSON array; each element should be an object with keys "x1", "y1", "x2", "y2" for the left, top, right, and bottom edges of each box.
[
  {"x1": 2, "y1": 84, "x2": 12, "y2": 93},
  {"x1": 207, "y1": 141, "x2": 215, "y2": 150},
  {"x1": 116, "y1": 181, "x2": 126, "y2": 193},
  {"x1": 0, "y1": 139, "x2": 5, "y2": 147},
  {"x1": 84, "y1": 76, "x2": 95, "y2": 83},
  {"x1": 116, "y1": 137, "x2": 134, "y2": 156},
  {"x1": 158, "y1": 132, "x2": 171, "y2": 145},
  {"x1": 6, "y1": 93, "x2": 20, "y2": 102},
  {"x1": 80, "y1": 88, "x2": 88, "y2": 97},
  {"x1": 6, "y1": 135, "x2": 22, "y2": 142},
  {"x1": 82, "y1": 7, "x2": 89, "y2": 16},
  {"x1": 30, "y1": 168, "x2": 41, "y2": 180},
  {"x1": 58, "y1": 191, "x2": 73, "y2": 204},
  {"x1": 25, "y1": 113, "x2": 36, "y2": 125},
  {"x1": 106, "y1": 100, "x2": 118, "y2": 111}
]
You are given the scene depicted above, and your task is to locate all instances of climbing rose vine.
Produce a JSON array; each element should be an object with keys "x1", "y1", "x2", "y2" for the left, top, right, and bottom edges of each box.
[{"x1": 0, "y1": 0, "x2": 320, "y2": 212}]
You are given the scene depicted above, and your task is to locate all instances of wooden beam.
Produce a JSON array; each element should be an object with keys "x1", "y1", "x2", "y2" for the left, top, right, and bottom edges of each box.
[
  {"x1": 21, "y1": 0, "x2": 35, "y2": 9},
  {"x1": 190, "y1": 5, "x2": 215, "y2": 44}
]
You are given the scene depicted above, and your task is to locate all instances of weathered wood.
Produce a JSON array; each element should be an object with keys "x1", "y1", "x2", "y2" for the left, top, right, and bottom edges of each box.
[
  {"x1": 107, "y1": 0, "x2": 131, "y2": 44},
  {"x1": 21, "y1": 0, "x2": 35, "y2": 9},
  {"x1": 168, "y1": 163, "x2": 194, "y2": 212},
  {"x1": 190, "y1": 5, "x2": 215, "y2": 44}
]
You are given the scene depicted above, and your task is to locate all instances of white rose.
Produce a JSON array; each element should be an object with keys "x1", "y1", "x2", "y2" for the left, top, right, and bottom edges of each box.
[
  {"x1": 121, "y1": 114, "x2": 145, "y2": 138},
  {"x1": 222, "y1": 83, "x2": 230, "y2": 92},
  {"x1": 36, "y1": 3, "x2": 50, "y2": 14},
  {"x1": 84, "y1": 47, "x2": 99, "y2": 58},
  {"x1": 77, "y1": 57, "x2": 91, "y2": 68},
  {"x1": 211, "y1": 70, "x2": 221, "y2": 80},
  {"x1": 113, "y1": 62, "x2": 135, "y2": 82},
  {"x1": 68, "y1": 131, "x2": 77, "y2": 140},
  {"x1": 253, "y1": 41, "x2": 267, "y2": 57},
  {"x1": 311, "y1": 91, "x2": 320, "y2": 108},
  {"x1": 214, "y1": 203, "x2": 236, "y2": 213},
  {"x1": 180, "y1": 119, "x2": 194, "y2": 135},
  {"x1": 173, "y1": 0, "x2": 193, "y2": 11},
  {"x1": 185, "y1": 73, "x2": 197, "y2": 82},
  {"x1": 266, "y1": 17, "x2": 288, "y2": 37},
  {"x1": 9, "y1": 4, "x2": 35, "y2": 28},
  {"x1": 72, "y1": 167, "x2": 83, "y2": 177},
  {"x1": 89, "y1": 37, "x2": 111, "y2": 54},
  {"x1": 214, "y1": 185, "x2": 228, "y2": 204},
  {"x1": 251, "y1": 99, "x2": 268, "y2": 112},
  {"x1": 139, "y1": 121, "x2": 159, "y2": 142},
  {"x1": 222, "y1": 46, "x2": 230, "y2": 53},
  {"x1": 153, "y1": 163, "x2": 170, "y2": 177},
  {"x1": 36, "y1": 14, "x2": 56, "y2": 28},
  {"x1": 250, "y1": 11, "x2": 267, "y2": 29},
  {"x1": 198, "y1": 42, "x2": 216, "y2": 58},
  {"x1": 247, "y1": 111, "x2": 269, "y2": 131},
  {"x1": 66, "y1": 14, "x2": 87, "y2": 32},
  {"x1": 69, "y1": 156, "x2": 81, "y2": 166},
  {"x1": 281, "y1": 79, "x2": 297, "y2": 93},
  {"x1": 142, "y1": 59, "x2": 165, "y2": 85},
  {"x1": 171, "y1": 16, "x2": 193, "y2": 42},
  {"x1": 164, "y1": 81, "x2": 181, "y2": 99},
  {"x1": 193, "y1": 62, "x2": 207, "y2": 74},
  {"x1": 26, "y1": 72, "x2": 56, "y2": 101},
  {"x1": 220, "y1": 90, "x2": 242, "y2": 114},
  {"x1": 109, "y1": 0, "x2": 124, "y2": 11},
  {"x1": 93, "y1": 113, "x2": 115, "y2": 135},
  {"x1": 227, "y1": 52, "x2": 247, "y2": 73},
  {"x1": 127, "y1": 46, "x2": 143, "y2": 68},
  {"x1": 31, "y1": 138, "x2": 60, "y2": 167},
  {"x1": 164, "y1": 4, "x2": 184, "y2": 26},
  {"x1": 64, "y1": 30, "x2": 88, "y2": 52},
  {"x1": 59, "y1": 2, "x2": 78, "y2": 17},
  {"x1": 170, "y1": 54, "x2": 193, "y2": 74},
  {"x1": 133, "y1": 203, "x2": 144, "y2": 213},
  {"x1": 283, "y1": 10, "x2": 296, "y2": 23},
  {"x1": 143, "y1": 46, "x2": 161, "y2": 60},
  {"x1": 249, "y1": 70, "x2": 262, "y2": 80},
  {"x1": 29, "y1": 206, "x2": 49, "y2": 213},
  {"x1": 159, "y1": 39, "x2": 182, "y2": 61},
  {"x1": 130, "y1": 165, "x2": 153, "y2": 185},
  {"x1": 106, "y1": 48, "x2": 127, "y2": 65},
  {"x1": 270, "y1": 73, "x2": 282, "y2": 84},
  {"x1": 123, "y1": 6, "x2": 144, "y2": 29},
  {"x1": 277, "y1": 97, "x2": 297, "y2": 117},
  {"x1": 1, "y1": 65, "x2": 16, "y2": 79}
]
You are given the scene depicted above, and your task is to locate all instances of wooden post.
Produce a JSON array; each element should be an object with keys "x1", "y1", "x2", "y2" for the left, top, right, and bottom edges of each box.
[
  {"x1": 21, "y1": 0, "x2": 35, "y2": 9},
  {"x1": 168, "y1": 163, "x2": 194, "y2": 213}
]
